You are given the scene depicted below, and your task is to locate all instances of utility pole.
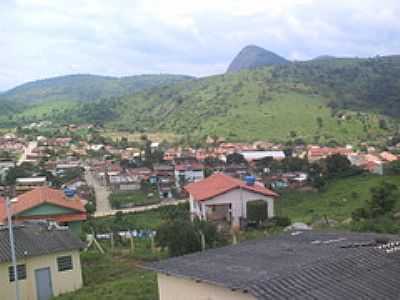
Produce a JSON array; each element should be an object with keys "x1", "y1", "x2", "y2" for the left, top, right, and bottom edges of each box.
[{"x1": 3, "y1": 182, "x2": 20, "y2": 300}]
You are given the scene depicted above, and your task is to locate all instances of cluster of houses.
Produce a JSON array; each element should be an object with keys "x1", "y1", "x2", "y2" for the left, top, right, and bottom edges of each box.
[
  {"x1": 163, "y1": 141, "x2": 285, "y2": 163},
  {"x1": 2, "y1": 129, "x2": 400, "y2": 299},
  {"x1": 307, "y1": 145, "x2": 399, "y2": 175},
  {"x1": 0, "y1": 134, "x2": 26, "y2": 155},
  {"x1": 87, "y1": 158, "x2": 206, "y2": 199}
]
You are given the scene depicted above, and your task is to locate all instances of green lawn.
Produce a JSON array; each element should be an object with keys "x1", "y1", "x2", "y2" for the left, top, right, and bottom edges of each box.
[
  {"x1": 109, "y1": 190, "x2": 160, "y2": 209},
  {"x1": 277, "y1": 174, "x2": 400, "y2": 224},
  {"x1": 84, "y1": 209, "x2": 165, "y2": 234},
  {"x1": 54, "y1": 252, "x2": 158, "y2": 300}
]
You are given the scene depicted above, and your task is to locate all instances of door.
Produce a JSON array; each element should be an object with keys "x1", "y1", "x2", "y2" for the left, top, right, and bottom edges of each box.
[{"x1": 35, "y1": 267, "x2": 54, "y2": 300}]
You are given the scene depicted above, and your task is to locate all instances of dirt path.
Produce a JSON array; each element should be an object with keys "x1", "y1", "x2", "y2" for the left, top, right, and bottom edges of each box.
[
  {"x1": 85, "y1": 170, "x2": 112, "y2": 214},
  {"x1": 92, "y1": 199, "x2": 187, "y2": 218}
]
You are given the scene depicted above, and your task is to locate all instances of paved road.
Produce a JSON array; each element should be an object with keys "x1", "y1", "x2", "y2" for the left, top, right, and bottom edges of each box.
[
  {"x1": 84, "y1": 170, "x2": 112, "y2": 215},
  {"x1": 92, "y1": 199, "x2": 188, "y2": 218},
  {"x1": 85, "y1": 169, "x2": 187, "y2": 218},
  {"x1": 17, "y1": 141, "x2": 37, "y2": 166}
]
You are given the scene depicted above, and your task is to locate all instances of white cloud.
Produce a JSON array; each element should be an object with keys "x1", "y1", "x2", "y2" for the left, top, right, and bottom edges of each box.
[{"x1": 0, "y1": 0, "x2": 399, "y2": 90}]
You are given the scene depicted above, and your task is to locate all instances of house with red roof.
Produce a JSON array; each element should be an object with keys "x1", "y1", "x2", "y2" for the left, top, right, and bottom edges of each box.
[
  {"x1": 185, "y1": 173, "x2": 278, "y2": 228},
  {"x1": 307, "y1": 146, "x2": 353, "y2": 162},
  {"x1": 0, "y1": 187, "x2": 87, "y2": 235}
]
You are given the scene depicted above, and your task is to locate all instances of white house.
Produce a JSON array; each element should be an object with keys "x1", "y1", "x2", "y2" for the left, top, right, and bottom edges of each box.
[
  {"x1": 174, "y1": 162, "x2": 204, "y2": 187},
  {"x1": 185, "y1": 173, "x2": 278, "y2": 228}
]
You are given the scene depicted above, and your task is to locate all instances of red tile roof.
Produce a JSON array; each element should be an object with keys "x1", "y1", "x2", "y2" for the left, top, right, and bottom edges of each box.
[
  {"x1": 0, "y1": 187, "x2": 86, "y2": 222},
  {"x1": 185, "y1": 173, "x2": 278, "y2": 202},
  {"x1": 308, "y1": 147, "x2": 352, "y2": 158},
  {"x1": 175, "y1": 162, "x2": 204, "y2": 171},
  {"x1": 14, "y1": 213, "x2": 87, "y2": 223}
]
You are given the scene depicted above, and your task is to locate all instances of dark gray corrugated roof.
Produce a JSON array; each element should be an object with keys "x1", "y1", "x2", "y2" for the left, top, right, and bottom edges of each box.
[
  {"x1": 146, "y1": 231, "x2": 400, "y2": 300},
  {"x1": 0, "y1": 222, "x2": 86, "y2": 263}
]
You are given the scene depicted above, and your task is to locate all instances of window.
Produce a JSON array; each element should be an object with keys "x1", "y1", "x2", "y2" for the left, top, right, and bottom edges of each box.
[
  {"x1": 57, "y1": 256, "x2": 73, "y2": 272},
  {"x1": 8, "y1": 264, "x2": 27, "y2": 282}
]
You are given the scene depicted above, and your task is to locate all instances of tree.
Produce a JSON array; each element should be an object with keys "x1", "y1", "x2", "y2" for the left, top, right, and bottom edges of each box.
[
  {"x1": 367, "y1": 182, "x2": 397, "y2": 217},
  {"x1": 379, "y1": 119, "x2": 389, "y2": 130},
  {"x1": 4, "y1": 163, "x2": 38, "y2": 185},
  {"x1": 155, "y1": 218, "x2": 225, "y2": 257},
  {"x1": 226, "y1": 153, "x2": 246, "y2": 165},
  {"x1": 324, "y1": 154, "x2": 352, "y2": 177},
  {"x1": 386, "y1": 160, "x2": 400, "y2": 175},
  {"x1": 316, "y1": 117, "x2": 323, "y2": 128},
  {"x1": 155, "y1": 219, "x2": 201, "y2": 256},
  {"x1": 352, "y1": 181, "x2": 398, "y2": 221},
  {"x1": 204, "y1": 156, "x2": 224, "y2": 168}
]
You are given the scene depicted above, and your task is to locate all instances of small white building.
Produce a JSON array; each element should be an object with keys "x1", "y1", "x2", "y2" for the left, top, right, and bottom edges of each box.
[
  {"x1": 0, "y1": 222, "x2": 85, "y2": 300},
  {"x1": 185, "y1": 173, "x2": 278, "y2": 228},
  {"x1": 174, "y1": 162, "x2": 204, "y2": 187},
  {"x1": 240, "y1": 150, "x2": 285, "y2": 162}
]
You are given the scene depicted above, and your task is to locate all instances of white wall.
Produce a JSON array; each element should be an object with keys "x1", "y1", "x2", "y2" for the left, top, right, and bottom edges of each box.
[
  {"x1": 175, "y1": 170, "x2": 204, "y2": 186},
  {"x1": 0, "y1": 250, "x2": 83, "y2": 300},
  {"x1": 190, "y1": 188, "x2": 274, "y2": 226},
  {"x1": 158, "y1": 273, "x2": 256, "y2": 300}
]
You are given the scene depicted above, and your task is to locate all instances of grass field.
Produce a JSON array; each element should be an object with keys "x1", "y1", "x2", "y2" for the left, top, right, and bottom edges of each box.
[
  {"x1": 84, "y1": 208, "x2": 166, "y2": 234},
  {"x1": 102, "y1": 130, "x2": 180, "y2": 144},
  {"x1": 109, "y1": 191, "x2": 161, "y2": 209},
  {"x1": 277, "y1": 174, "x2": 400, "y2": 224},
  {"x1": 54, "y1": 252, "x2": 158, "y2": 300}
]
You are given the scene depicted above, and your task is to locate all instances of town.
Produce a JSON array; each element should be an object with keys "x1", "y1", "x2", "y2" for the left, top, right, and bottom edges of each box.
[
  {"x1": 1, "y1": 121, "x2": 400, "y2": 299},
  {"x1": 2, "y1": 1, "x2": 400, "y2": 299}
]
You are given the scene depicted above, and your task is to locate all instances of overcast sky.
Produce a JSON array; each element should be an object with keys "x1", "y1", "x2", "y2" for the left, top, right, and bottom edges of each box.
[{"x1": 1, "y1": 0, "x2": 400, "y2": 90}]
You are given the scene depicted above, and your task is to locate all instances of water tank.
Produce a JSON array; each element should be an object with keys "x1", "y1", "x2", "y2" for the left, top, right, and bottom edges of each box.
[
  {"x1": 64, "y1": 187, "x2": 76, "y2": 198},
  {"x1": 244, "y1": 176, "x2": 256, "y2": 186}
]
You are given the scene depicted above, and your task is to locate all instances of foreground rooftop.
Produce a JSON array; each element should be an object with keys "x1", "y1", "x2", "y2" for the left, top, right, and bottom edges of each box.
[
  {"x1": 147, "y1": 230, "x2": 400, "y2": 300},
  {"x1": 0, "y1": 221, "x2": 86, "y2": 263}
]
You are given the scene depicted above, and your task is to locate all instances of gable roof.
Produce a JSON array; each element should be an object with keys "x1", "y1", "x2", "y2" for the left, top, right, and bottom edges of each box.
[
  {"x1": 184, "y1": 173, "x2": 278, "y2": 201},
  {"x1": 0, "y1": 222, "x2": 86, "y2": 263},
  {"x1": 175, "y1": 162, "x2": 204, "y2": 171},
  {"x1": 146, "y1": 231, "x2": 400, "y2": 300},
  {"x1": 0, "y1": 187, "x2": 86, "y2": 222}
]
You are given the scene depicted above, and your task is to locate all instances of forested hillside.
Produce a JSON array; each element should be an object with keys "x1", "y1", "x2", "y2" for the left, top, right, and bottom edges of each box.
[
  {"x1": 40, "y1": 55, "x2": 399, "y2": 143},
  {"x1": 3, "y1": 55, "x2": 400, "y2": 144},
  {"x1": 0, "y1": 74, "x2": 194, "y2": 104}
]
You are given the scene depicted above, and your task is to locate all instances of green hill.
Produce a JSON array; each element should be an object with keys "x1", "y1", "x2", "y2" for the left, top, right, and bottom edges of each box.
[
  {"x1": 227, "y1": 45, "x2": 289, "y2": 72},
  {"x1": 0, "y1": 74, "x2": 194, "y2": 104},
  {"x1": 278, "y1": 174, "x2": 400, "y2": 224},
  {"x1": 3, "y1": 55, "x2": 400, "y2": 144}
]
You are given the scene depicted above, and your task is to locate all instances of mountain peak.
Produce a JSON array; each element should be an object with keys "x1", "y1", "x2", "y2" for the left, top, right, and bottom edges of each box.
[{"x1": 227, "y1": 45, "x2": 289, "y2": 73}]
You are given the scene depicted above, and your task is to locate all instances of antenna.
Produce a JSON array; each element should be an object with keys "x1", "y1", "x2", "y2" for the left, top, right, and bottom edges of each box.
[{"x1": 4, "y1": 185, "x2": 20, "y2": 300}]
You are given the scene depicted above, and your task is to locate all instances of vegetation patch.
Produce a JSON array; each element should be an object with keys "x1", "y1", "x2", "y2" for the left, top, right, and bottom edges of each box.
[
  {"x1": 109, "y1": 190, "x2": 160, "y2": 209},
  {"x1": 277, "y1": 174, "x2": 400, "y2": 225},
  {"x1": 53, "y1": 252, "x2": 158, "y2": 300}
]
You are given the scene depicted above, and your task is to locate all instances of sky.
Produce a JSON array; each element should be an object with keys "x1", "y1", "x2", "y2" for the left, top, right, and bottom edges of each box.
[{"x1": 1, "y1": 0, "x2": 400, "y2": 90}]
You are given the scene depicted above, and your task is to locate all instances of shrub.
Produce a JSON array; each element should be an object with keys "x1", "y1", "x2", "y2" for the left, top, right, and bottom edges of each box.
[{"x1": 247, "y1": 201, "x2": 268, "y2": 224}]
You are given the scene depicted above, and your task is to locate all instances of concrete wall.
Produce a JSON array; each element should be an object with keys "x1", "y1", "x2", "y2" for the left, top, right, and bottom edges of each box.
[
  {"x1": 0, "y1": 250, "x2": 83, "y2": 300},
  {"x1": 158, "y1": 273, "x2": 256, "y2": 300},
  {"x1": 175, "y1": 170, "x2": 204, "y2": 185},
  {"x1": 190, "y1": 188, "x2": 274, "y2": 226}
]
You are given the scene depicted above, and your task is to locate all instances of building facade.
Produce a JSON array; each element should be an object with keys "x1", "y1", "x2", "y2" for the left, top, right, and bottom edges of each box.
[{"x1": 0, "y1": 222, "x2": 85, "y2": 300}]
